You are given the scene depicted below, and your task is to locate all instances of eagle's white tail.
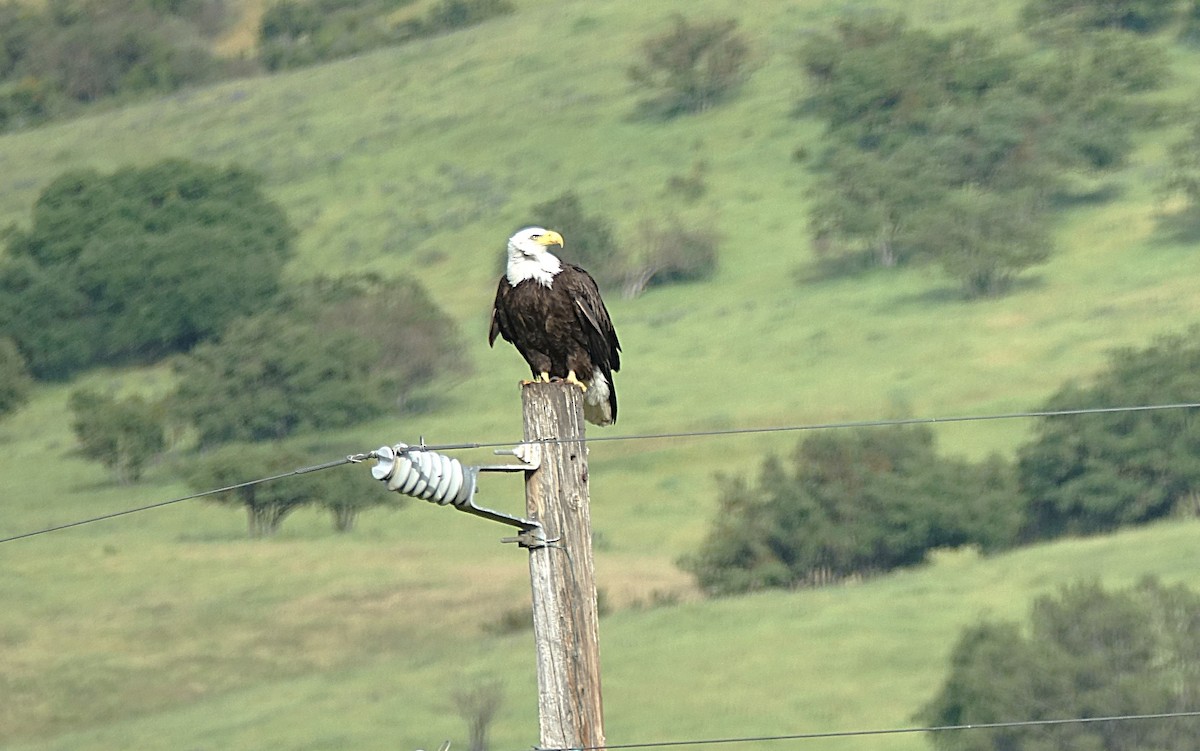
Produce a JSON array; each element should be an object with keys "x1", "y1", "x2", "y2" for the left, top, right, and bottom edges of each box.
[{"x1": 582, "y1": 372, "x2": 614, "y2": 426}]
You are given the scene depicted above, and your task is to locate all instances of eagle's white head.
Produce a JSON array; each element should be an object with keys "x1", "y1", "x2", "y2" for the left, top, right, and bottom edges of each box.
[{"x1": 506, "y1": 227, "x2": 564, "y2": 287}]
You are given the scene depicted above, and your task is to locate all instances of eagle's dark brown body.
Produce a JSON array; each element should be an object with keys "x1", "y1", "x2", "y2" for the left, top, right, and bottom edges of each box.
[{"x1": 489, "y1": 263, "x2": 621, "y2": 425}]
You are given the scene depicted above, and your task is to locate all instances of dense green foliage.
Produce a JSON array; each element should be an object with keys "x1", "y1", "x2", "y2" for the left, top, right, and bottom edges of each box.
[
  {"x1": 0, "y1": 336, "x2": 31, "y2": 418},
  {"x1": 1159, "y1": 111, "x2": 1200, "y2": 218},
  {"x1": 628, "y1": 15, "x2": 755, "y2": 117},
  {"x1": 0, "y1": 0, "x2": 230, "y2": 130},
  {"x1": 0, "y1": 0, "x2": 517, "y2": 129},
  {"x1": 259, "y1": 0, "x2": 514, "y2": 70},
  {"x1": 172, "y1": 313, "x2": 392, "y2": 447},
  {"x1": 922, "y1": 578, "x2": 1200, "y2": 751},
  {"x1": 1017, "y1": 328, "x2": 1200, "y2": 539},
  {"x1": 184, "y1": 443, "x2": 384, "y2": 536},
  {"x1": 68, "y1": 389, "x2": 166, "y2": 484},
  {"x1": 1021, "y1": 0, "x2": 1183, "y2": 34},
  {"x1": 0, "y1": 160, "x2": 294, "y2": 380},
  {"x1": 683, "y1": 426, "x2": 1019, "y2": 595},
  {"x1": 799, "y1": 15, "x2": 1167, "y2": 295},
  {"x1": 172, "y1": 274, "x2": 463, "y2": 447}
]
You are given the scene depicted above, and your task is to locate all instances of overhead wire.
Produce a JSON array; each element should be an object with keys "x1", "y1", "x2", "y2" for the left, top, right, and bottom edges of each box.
[
  {"x1": 534, "y1": 710, "x2": 1200, "y2": 751},
  {"x1": 0, "y1": 454, "x2": 365, "y2": 545},
  {"x1": 403, "y1": 400, "x2": 1200, "y2": 453},
  {"x1": 3, "y1": 400, "x2": 1199, "y2": 545}
]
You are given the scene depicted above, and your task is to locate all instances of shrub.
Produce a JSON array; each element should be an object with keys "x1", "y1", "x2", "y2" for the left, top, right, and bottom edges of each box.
[
  {"x1": 172, "y1": 274, "x2": 464, "y2": 448},
  {"x1": 628, "y1": 15, "x2": 755, "y2": 117},
  {"x1": 1017, "y1": 327, "x2": 1200, "y2": 539},
  {"x1": 0, "y1": 337, "x2": 31, "y2": 418},
  {"x1": 622, "y1": 217, "x2": 719, "y2": 298},
  {"x1": 922, "y1": 578, "x2": 1200, "y2": 751},
  {"x1": 69, "y1": 389, "x2": 166, "y2": 484},
  {"x1": 682, "y1": 426, "x2": 1019, "y2": 595}
]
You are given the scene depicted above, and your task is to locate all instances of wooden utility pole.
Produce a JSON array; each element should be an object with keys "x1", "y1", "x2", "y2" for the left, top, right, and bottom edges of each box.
[{"x1": 521, "y1": 382, "x2": 606, "y2": 751}]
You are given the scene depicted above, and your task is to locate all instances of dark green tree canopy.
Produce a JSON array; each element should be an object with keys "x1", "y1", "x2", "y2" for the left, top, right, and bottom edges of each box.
[
  {"x1": 1017, "y1": 328, "x2": 1200, "y2": 539},
  {"x1": 798, "y1": 14, "x2": 1167, "y2": 293},
  {"x1": 922, "y1": 578, "x2": 1200, "y2": 751},
  {"x1": 185, "y1": 443, "x2": 378, "y2": 537},
  {"x1": 68, "y1": 389, "x2": 166, "y2": 484},
  {"x1": 0, "y1": 337, "x2": 31, "y2": 419},
  {"x1": 682, "y1": 425, "x2": 1020, "y2": 595},
  {"x1": 1021, "y1": 0, "x2": 1182, "y2": 34},
  {"x1": 0, "y1": 160, "x2": 295, "y2": 379},
  {"x1": 628, "y1": 15, "x2": 755, "y2": 117},
  {"x1": 172, "y1": 273, "x2": 464, "y2": 448}
]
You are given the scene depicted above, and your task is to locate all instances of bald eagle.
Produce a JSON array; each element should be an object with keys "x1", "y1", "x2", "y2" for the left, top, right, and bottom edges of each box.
[{"x1": 489, "y1": 227, "x2": 621, "y2": 426}]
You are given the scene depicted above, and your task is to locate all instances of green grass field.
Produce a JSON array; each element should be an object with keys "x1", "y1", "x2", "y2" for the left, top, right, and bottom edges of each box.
[{"x1": 4, "y1": 0, "x2": 1200, "y2": 748}]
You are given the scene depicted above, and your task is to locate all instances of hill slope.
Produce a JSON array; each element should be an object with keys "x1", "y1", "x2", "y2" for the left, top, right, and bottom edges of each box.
[{"x1": 4, "y1": 0, "x2": 1200, "y2": 748}]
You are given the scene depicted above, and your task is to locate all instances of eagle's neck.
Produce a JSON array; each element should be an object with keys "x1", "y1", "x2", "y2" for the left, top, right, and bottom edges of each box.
[{"x1": 506, "y1": 249, "x2": 562, "y2": 288}]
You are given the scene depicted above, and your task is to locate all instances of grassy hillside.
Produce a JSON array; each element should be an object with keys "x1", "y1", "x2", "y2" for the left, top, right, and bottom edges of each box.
[{"x1": 4, "y1": 0, "x2": 1200, "y2": 748}]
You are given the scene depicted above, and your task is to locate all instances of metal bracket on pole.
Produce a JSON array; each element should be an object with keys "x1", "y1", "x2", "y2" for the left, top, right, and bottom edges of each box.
[{"x1": 368, "y1": 442, "x2": 549, "y2": 547}]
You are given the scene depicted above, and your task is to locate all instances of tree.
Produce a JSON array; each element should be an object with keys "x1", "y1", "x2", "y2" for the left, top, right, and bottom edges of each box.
[
  {"x1": 452, "y1": 679, "x2": 505, "y2": 751},
  {"x1": 1021, "y1": 0, "x2": 1181, "y2": 34},
  {"x1": 797, "y1": 15, "x2": 1165, "y2": 292},
  {"x1": 682, "y1": 426, "x2": 1020, "y2": 595},
  {"x1": 921, "y1": 578, "x2": 1200, "y2": 751},
  {"x1": 808, "y1": 139, "x2": 954, "y2": 269},
  {"x1": 1159, "y1": 111, "x2": 1200, "y2": 226},
  {"x1": 184, "y1": 443, "x2": 384, "y2": 537},
  {"x1": 908, "y1": 187, "x2": 1051, "y2": 297},
  {"x1": 172, "y1": 274, "x2": 463, "y2": 447},
  {"x1": 282, "y1": 273, "x2": 467, "y2": 407},
  {"x1": 0, "y1": 160, "x2": 294, "y2": 379},
  {"x1": 622, "y1": 216, "x2": 719, "y2": 298},
  {"x1": 259, "y1": 0, "x2": 513, "y2": 71},
  {"x1": 172, "y1": 313, "x2": 392, "y2": 448},
  {"x1": 0, "y1": 337, "x2": 31, "y2": 418},
  {"x1": 1017, "y1": 328, "x2": 1200, "y2": 540},
  {"x1": 68, "y1": 389, "x2": 166, "y2": 484},
  {"x1": 628, "y1": 15, "x2": 754, "y2": 117}
]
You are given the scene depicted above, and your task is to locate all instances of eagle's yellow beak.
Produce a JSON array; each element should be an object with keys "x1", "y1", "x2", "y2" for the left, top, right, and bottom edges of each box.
[{"x1": 535, "y1": 230, "x2": 564, "y2": 248}]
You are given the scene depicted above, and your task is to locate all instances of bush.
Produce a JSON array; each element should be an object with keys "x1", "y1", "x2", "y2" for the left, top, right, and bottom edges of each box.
[
  {"x1": 69, "y1": 389, "x2": 166, "y2": 484},
  {"x1": 622, "y1": 217, "x2": 719, "y2": 298},
  {"x1": 185, "y1": 443, "x2": 372, "y2": 537},
  {"x1": 172, "y1": 274, "x2": 464, "y2": 448},
  {"x1": 259, "y1": 0, "x2": 512, "y2": 71},
  {"x1": 172, "y1": 313, "x2": 392, "y2": 447},
  {"x1": 1021, "y1": 0, "x2": 1181, "y2": 34},
  {"x1": 1017, "y1": 327, "x2": 1200, "y2": 540},
  {"x1": 682, "y1": 426, "x2": 1020, "y2": 595},
  {"x1": 921, "y1": 578, "x2": 1200, "y2": 751},
  {"x1": 628, "y1": 15, "x2": 754, "y2": 117},
  {"x1": 0, "y1": 337, "x2": 31, "y2": 418},
  {"x1": 0, "y1": 160, "x2": 294, "y2": 379}
]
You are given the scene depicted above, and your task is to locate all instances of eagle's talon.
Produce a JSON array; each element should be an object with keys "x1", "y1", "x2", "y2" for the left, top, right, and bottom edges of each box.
[{"x1": 565, "y1": 371, "x2": 588, "y2": 392}]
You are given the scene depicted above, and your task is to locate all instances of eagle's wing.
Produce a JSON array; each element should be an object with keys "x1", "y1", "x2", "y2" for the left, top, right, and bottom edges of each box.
[
  {"x1": 566, "y1": 265, "x2": 621, "y2": 372},
  {"x1": 489, "y1": 276, "x2": 511, "y2": 347}
]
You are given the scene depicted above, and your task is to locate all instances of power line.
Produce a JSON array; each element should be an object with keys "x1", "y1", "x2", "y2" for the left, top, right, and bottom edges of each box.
[
  {"x1": 535, "y1": 710, "x2": 1200, "y2": 751},
  {"x1": 413, "y1": 401, "x2": 1200, "y2": 453},
  {"x1": 5, "y1": 400, "x2": 1199, "y2": 545},
  {"x1": 0, "y1": 454, "x2": 365, "y2": 545}
]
